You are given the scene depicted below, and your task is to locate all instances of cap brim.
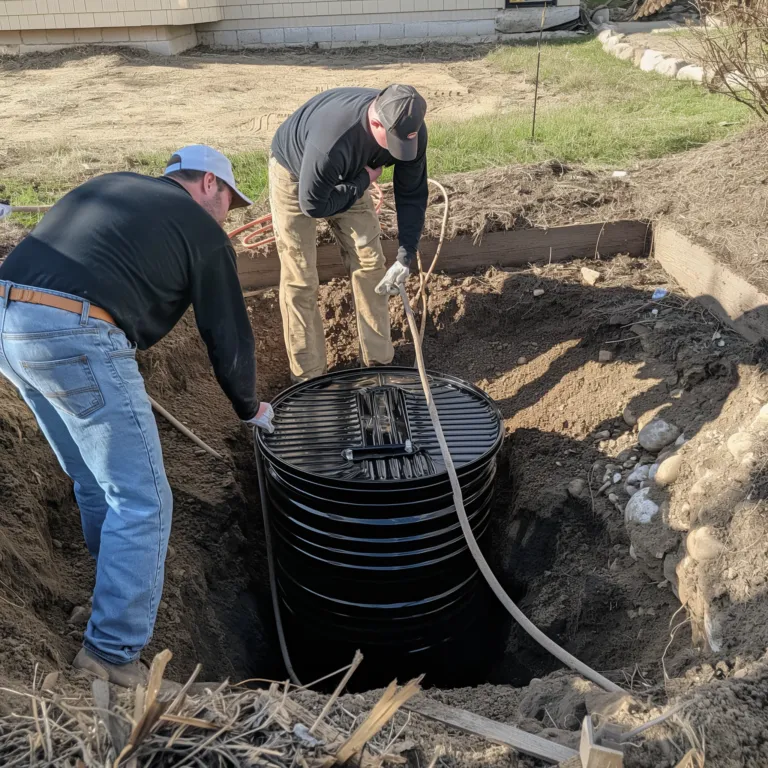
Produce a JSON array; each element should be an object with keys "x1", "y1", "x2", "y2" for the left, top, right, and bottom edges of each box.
[
  {"x1": 227, "y1": 183, "x2": 253, "y2": 210},
  {"x1": 387, "y1": 132, "x2": 418, "y2": 162}
]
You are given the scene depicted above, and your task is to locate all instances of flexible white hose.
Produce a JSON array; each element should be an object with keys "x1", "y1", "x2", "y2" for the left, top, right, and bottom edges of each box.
[{"x1": 397, "y1": 284, "x2": 623, "y2": 694}]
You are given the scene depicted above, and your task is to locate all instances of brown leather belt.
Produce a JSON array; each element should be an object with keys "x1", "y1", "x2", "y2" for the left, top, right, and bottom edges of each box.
[{"x1": 0, "y1": 285, "x2": 116, "y2": 326}]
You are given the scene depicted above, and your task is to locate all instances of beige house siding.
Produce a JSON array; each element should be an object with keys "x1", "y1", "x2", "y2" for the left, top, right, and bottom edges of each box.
[{"x1": 0, "y1": 0, "x2": 580, "y2": 54}]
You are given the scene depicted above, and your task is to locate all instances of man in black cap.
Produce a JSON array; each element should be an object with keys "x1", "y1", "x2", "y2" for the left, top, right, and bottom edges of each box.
[{"x1": 269, "y1": 84, "x2": 428, "y2": 382}]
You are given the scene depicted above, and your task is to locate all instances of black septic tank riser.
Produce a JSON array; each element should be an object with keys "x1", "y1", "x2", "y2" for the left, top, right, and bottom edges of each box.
[{"x1": 257, "y1": 367, "x2": 504, "y2": 687}]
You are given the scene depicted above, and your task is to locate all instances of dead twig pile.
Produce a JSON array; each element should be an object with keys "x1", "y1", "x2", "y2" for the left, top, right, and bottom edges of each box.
[{"x1": 0, "y1": 650, "x2": 421, "y2": 767}]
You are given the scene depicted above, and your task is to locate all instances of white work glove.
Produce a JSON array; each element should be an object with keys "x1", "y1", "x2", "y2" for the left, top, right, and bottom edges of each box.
[
  {"x1": 244, "y1": 402, "x2": 275, "y2": 433},
  {"x1": 0, "y1": 203, "x2": 11, "y2": 221},
  {"x1": 375, "y1": 261, "x2": 411, "y2": 296}
]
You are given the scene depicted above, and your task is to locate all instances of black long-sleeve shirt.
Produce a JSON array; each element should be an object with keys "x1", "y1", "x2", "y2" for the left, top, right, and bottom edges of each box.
[
  {"x1": 272, "y1": 87, "x2": 428, "y2": 265},
  {"x1": 0, "y1": 172, "x2": 259, "y2": 420}
]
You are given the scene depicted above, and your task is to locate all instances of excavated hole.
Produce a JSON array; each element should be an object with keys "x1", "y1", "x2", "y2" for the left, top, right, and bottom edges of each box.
[{"x1": 2, "y1": 256, "x2": 722, "y2": 696}]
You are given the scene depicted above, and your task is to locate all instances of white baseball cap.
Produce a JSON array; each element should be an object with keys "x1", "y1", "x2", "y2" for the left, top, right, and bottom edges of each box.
[{"x1": 164, "y1": 145, "x2": 252, "y2": 210}]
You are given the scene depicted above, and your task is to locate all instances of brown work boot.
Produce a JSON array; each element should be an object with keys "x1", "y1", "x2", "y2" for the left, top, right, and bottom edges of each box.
[{"x1": 73, "y1": 648, "x2": 180, "y2": 694}]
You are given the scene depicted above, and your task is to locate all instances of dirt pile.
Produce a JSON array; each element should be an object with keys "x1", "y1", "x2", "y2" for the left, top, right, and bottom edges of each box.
[{"x1": 632, "y1": 124, "x2": 768, "y2": 293}]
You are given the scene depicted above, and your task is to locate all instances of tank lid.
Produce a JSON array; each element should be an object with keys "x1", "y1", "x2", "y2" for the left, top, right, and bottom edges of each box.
[{"x1": 260, "y1": 367, "x2": 502, "y2": 482}]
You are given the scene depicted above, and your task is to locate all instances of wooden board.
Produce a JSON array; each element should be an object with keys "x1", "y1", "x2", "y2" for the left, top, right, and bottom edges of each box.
[
  {"x1": 236, "y1": 220, "x2": 651, "y2": 291},
  {"x1": 580, "y1": 716, "x2": 623, "y2": 768},
  {"x1": 654, "y1": 225, "x2": 768, "y2": 343},
  {"x1": 405, "y1": 698, "x2": 578, "y2": 764}
]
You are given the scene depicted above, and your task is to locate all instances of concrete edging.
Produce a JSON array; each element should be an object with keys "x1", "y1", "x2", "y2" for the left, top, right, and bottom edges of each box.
[{"x1": 596, "y1": 23, "x2": 707, "y2": 84}]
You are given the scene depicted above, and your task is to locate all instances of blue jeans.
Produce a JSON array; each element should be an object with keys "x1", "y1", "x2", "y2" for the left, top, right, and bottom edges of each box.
[{"x1": 0, "y1": 282, "x2": 172, "y2": 664}]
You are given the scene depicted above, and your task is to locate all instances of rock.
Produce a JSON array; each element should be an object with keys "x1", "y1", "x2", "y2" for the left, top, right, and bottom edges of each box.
[
  {"x1": 625, "y1": 487, "x2": 660, "y2": 524},
  {"x1": 629, "y1": 543, "x2": 638, "y2": 560},
  {"x1": 677, "y1": 64, "x2": 705, "y2": 82},
  {"x1": 598, "y1": 350, "x2": 613, "y2": 363},
  {"x1": 622, "y1": 407, "x2": 638, "y2": 430},
  {"x1": 675, "y1": 433, "x2": 686, "y2": 447},
  {"x1": 613, "y1": 472, "x2": 622, "y2": 484},
  {"x1": 581, "y1": 267, "x2": 602, "y2": 286},
  {"x1": 630, "y1": 323, "x2": 651, "y2": 338},
  {"x1": 517, "y1": 356, "x2": 528, "y2": 365},
  {"x1": 727, "y1": 432, "x2": 753, "y2": 462},
  {"x1": 614, "y1": 44, "x2": 635, "y2": 61},
  {"x1": 52, "y1": 539, "x2": 63, "y2": 550},
  {"x1": 608, "y1": 493, "x2": 619, "y2": 503},
  {"x1": 638, "y1": 419, "x2": 680, "y2": 453},
  {"x1": 597, "y1": 28, "x2": 616, "y2": 43},
  {"x1": 686, "y1": 526, "x2": 725, "y2": 561},
  {"x1": 755, "y1": 402, "x2": 768, "y2": 424},
  {"x1": 655, "y1": 454, "x2": 683, "y2": 486},
  {"x1": 567, "y1": 478, "x2": 588, "y2": 500},
  {"x1": 68, "y1": 605, "x2": 90, "y2": 627},
  {"x1": 640, "y1": 49, "x2": 666, "y2": 72},
  {"x1": 594, "y1": 430, "x2": 611, "y2": 440},
  {"x1": 655, "y1": 57, "x2": 687, "y2": 77},
  {"x1": 626, "y1": 464, "x2": 651, "y2": 490},
  {"x1": 533, "y1": 289, "x2": 545, "y2": 297},
  {"x1": 603, "y1": 33, "x2": 626, "y2": 49},
  {"x1": 625, "y1": 484, "x2": 639, "y2": 497}
]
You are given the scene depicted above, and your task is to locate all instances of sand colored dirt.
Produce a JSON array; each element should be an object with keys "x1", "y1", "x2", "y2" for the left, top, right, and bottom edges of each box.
[{"x1": 0, "y1": 45, "x2": 519, "y2": 164}]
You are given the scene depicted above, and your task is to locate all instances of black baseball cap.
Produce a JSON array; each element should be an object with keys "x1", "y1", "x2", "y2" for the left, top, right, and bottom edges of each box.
[{"x1": 375, "y1": 84, "x2": 427, "y2": 162}]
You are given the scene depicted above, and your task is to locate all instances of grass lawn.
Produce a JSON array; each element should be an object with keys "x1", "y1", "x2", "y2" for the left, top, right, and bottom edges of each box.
[{"x1": 1, "y1": 38, "x2": 751, "y2": 216}]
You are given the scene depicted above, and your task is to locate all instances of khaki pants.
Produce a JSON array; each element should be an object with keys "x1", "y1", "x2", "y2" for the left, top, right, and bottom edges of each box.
[{"x1": 268, "y1": 157, "x2": 393, "y2": 382}]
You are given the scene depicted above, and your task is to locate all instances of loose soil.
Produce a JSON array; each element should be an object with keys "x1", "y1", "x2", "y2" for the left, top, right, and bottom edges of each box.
[
  {"x1": 3, "y1": 237, "x2": 768, "y2": 764},
  {"x1": 0, "y1": 44, "x2": 528, "y2": 172}
]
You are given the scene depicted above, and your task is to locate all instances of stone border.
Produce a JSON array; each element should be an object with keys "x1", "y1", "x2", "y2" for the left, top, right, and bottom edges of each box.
[{"x1": 596, "y1": 24, "x2": 706, "y2": 83}]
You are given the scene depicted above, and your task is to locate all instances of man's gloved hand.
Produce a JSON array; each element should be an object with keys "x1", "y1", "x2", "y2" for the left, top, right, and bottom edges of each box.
[
  {"x1": 0, "y1": 203, "x2": 11, "y2": 221},
  {"x1": 244, "y1": 402, "x2": 275, "y2": 433},
  {"x1": 375, "y1": 261, "x2": 411, "y2": 296}
]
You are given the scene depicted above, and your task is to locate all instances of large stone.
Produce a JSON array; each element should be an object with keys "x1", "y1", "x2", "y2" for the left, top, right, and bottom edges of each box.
[
  {"x1": 655, "y1": 57, "x2": 687, "y2": 77},
  {"x1": 614, "y1": 44, "x2": 635, "y2": 61},
  {"x1": 686, "y1": 526, "x2": 725, "y2": 561},
  {"x1": 597, "y1": 28, "x2": 616, "y2": 43},
  {"x1": 654, "y1": 454, "x2": 683, "y2": 486},
  {"x1": 625, "y1": 487, "x2": 660, "y2": 524},
  {"x1": 640, "y1": 49, "x2": 666, "y2": 72},
  {"x1": 677, "y1": 65, "x2": 705, "y2": 82},
  {"x1": 727, "y1": 432, "x2": 754, "y2": 462},
  {"x1": 638, "y1": 419, "x2": 680, "y2": 452}
]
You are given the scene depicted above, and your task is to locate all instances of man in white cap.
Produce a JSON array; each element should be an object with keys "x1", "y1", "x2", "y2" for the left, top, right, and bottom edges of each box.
[
  {"x1": 270, "y1": 84, "x2": 429, "y2": 382},
  {"x1": 0, "y1": 145, "x2": 273, "y2": 687}
]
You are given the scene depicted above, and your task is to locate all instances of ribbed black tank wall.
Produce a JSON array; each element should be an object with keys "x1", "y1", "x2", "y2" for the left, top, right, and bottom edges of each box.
[{"x1": 257, "y1": 367, "x2": 503, "y2": 682}]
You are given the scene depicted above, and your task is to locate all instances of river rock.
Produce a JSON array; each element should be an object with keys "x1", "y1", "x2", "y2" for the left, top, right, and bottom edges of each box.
[
  {"x1": 625, "y1": 487, "x2": 660, "y2": 524},
  {"x1": 567, "y1": 478, "x2": 588, "y2": 500},
  {"x1": 598, "y1": 350, "x2": 614, "y2": 363},
  {"x1": 622, "y1": 406, "x2": 638, "y2": 427},
  {"x1": 727, "y1": 432, "x2": 754, "y2": 462},
  {"x1": 686, "y1": 526, "x2": 725, "y2": 561},
  {"x1": 638, "y1": 419, "x2": 680, "y2": 452},
  {"x1": 626, "y1": 464, "x2": 650, "y2": 490},
  {"x1": 654, "y1": 454, "x2": 683, "y2": 486}
]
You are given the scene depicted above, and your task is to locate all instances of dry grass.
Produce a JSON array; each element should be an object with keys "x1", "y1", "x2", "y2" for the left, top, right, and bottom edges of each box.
[{"x1": 0, "y1": 650, "x2": 421, "y2": 767}]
